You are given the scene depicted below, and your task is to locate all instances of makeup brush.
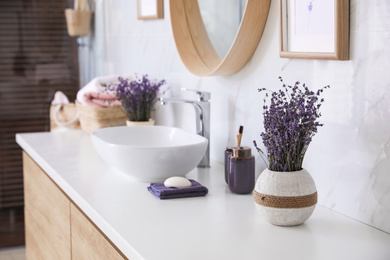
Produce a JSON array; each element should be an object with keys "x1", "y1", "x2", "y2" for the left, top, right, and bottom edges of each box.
[{"x1": 236, "y1": 125, "x2": 244, "y2": 147}]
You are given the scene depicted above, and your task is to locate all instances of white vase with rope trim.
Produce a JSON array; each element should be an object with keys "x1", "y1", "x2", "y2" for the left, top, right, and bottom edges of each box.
[{"x1": 253, "y1": 168, "x2": 317, "y2": 226}]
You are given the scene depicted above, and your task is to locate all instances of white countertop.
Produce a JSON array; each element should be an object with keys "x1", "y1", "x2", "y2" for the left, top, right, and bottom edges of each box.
[{"x1": 16, "y1": 130, "x2": 390, "y2": 260}]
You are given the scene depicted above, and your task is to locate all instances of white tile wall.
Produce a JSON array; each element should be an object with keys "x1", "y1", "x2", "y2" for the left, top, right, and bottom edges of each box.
[{"x1": 89, "y1": 0, "x2": 390, "y2": 233}]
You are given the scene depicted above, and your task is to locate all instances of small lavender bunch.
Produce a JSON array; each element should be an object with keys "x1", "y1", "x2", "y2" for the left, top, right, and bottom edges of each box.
[
  {"x1": 254, "y1": 77, "x2": 329, "y2": 172},
  {"x1": 111, "y1": 75, "x2": 165, "y2": 121}
]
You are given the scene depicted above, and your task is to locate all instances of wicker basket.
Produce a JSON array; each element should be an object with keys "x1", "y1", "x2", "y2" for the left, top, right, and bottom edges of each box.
[
  {"x1": 50, "y1": 103, "x2": 81, "y2": 131},
  {"x1": 76, "y1": 101, "x2": 127, "y2": 134},
  {"x1": 65, "y1": 9, "x2": 91, "y2": 36}
]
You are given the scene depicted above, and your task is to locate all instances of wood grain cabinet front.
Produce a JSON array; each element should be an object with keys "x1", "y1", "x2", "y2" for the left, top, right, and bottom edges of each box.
[
  {"x1": 23, "y1": 152, "x2": 126, "y2": 260},
  {"x1": 23, "y1": 152, "x2": 71, "y2": 260},
  {"x1": 71, "y1": 204, "x2": 125, "y2": 260}
]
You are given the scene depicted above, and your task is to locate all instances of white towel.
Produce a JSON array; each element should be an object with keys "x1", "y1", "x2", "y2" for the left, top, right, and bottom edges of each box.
[
  {"x1": 51, "y1": 91, "x2": 70, "y2": 105},
  {"x1": 76, "y1": 75, "x2": 124, "y2": 108}
]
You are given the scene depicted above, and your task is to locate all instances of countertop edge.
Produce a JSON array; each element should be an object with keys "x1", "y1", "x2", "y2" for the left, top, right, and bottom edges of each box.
[{"x1": 16, "y1": 133, "x2": 144, "y2": 260}]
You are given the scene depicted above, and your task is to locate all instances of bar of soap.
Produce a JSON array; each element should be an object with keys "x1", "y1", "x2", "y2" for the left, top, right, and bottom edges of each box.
[{"x1": 164, "y1": 176, "x2": 192, "y2": 188}]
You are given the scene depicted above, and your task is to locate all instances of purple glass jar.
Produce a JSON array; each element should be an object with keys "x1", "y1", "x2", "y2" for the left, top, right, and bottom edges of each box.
[
  {"x1": 228, "y1": 147, "x2": 255, "y2": 194},
  {"x1": 224, "y1": 147, "x2": 233, "y2": 184}
]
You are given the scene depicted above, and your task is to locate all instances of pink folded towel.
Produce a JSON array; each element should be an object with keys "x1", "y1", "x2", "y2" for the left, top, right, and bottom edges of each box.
[{"x1": 76, "y1": 75, "x2": 124, "y2": 108}]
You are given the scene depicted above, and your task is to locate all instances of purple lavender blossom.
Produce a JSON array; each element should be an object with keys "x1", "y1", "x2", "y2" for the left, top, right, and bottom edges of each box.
[
  {"x1": 254, "y1": 77, "x2": 329, "y2": 172},
  {"x1": 108, "y1": 75, "x2": 166, "y2": 121},
  {"x1": 308, "y1": 1, "x2": 313, "y2": 12}
]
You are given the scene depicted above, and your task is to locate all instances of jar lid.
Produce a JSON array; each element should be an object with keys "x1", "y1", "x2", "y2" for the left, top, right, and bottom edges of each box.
[{"x1": 232, "y1": 146, "x2": 252, "y2": 158}]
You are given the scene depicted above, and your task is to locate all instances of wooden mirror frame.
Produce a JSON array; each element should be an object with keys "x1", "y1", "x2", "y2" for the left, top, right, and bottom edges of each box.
[{"x1": 170, "y1": 0, "x2": 271, "y2": 77}]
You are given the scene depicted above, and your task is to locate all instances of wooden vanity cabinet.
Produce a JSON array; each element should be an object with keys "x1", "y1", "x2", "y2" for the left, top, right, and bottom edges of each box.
[
  {"x1": 23, "y1": 152, "x2": 126, "y2": 260},
  {"x1": 71, "y1": 204, "x2": 124, "y2": 260},
  {"x1": 23, "y1": 152, "x2": 71, "y2": 259}
]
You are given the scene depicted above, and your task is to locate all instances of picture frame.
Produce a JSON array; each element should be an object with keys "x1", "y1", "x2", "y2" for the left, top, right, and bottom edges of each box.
[
  {"x1": 279, "y1": 0, "x2": 349, "y2": 60},
  {"x1": 137, "y1": 0, "x2": 164, "y2": 20}
]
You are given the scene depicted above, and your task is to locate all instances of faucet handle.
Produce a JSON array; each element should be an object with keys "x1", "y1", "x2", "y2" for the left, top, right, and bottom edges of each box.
[{"x1": 181, "y1": 88, "x2": 211, "y2": 101}]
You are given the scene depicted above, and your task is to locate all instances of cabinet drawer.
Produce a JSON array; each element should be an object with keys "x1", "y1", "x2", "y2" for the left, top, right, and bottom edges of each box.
[
  {"x1": 71, "y1": 204, "x2": 126, "y2": 260},
  {"x1": 23, "y1": 152, "x2": 71, "y2": 260}
]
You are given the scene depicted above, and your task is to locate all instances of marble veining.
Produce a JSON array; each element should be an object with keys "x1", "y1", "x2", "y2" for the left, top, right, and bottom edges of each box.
[{"x1": 88, "y1": 0, "x2": 390, "y2": 233}]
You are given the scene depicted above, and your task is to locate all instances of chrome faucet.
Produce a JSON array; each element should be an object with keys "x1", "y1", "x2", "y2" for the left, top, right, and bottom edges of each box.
[{"x1": 159, "y1": 88, "x2": 211, "y2": 168}]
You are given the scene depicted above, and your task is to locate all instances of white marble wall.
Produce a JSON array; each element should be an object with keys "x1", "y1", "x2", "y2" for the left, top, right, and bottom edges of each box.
[{"x1": 89, "y1": 0, "x2": 390, "y2": 233}]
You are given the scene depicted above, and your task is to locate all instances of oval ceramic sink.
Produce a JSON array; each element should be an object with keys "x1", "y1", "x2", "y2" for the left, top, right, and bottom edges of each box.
[{"x1": 91, "y1": 126, "x2": 208, "y2": 182}]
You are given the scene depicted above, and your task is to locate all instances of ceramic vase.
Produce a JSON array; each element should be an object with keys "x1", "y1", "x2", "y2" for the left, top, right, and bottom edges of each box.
[
  {"x1": 126, "y1": 119, "x2": 155, "y2": 126},
  {"x1": 253, "y1": 168, "x2": 317, "y2": 226}
]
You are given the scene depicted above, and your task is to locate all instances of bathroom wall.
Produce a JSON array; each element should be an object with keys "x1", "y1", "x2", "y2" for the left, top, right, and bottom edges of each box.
[{"x1": 89, "y1": 0, "x2": 390, "y2": 233}]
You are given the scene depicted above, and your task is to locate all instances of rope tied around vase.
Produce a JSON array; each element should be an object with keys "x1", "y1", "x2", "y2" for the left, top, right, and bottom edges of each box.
[{"x1": 254, "y1": 191, "x2": 317, "y2": 209}]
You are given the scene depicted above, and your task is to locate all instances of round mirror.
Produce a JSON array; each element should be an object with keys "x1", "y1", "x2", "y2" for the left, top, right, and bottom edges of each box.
[
  {"x1": 170, "y1": 0, "x2": 271, "y2": 77},
  {"x1": 197, "y1": 0, "x2": 247, "y2": 59}
]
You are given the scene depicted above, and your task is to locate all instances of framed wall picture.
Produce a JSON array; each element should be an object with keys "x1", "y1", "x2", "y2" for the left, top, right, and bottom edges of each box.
[
  {"x1": 137, "y1": 0, "x2": 164, "y2": 20},
  {"x1": 279, "y1": 0, "x2": 349, "y2": 60}
]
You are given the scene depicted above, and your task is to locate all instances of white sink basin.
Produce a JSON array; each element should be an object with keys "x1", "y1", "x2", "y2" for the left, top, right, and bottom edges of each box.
[{"x1": 91, "y1": 126, "x2": 208, "y2": 182}]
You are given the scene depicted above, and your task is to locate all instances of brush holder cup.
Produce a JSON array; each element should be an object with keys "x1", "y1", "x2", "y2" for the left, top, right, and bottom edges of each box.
[
  {"x1": 228, "y1": 147, "x2": 255, "y2": 194},
  {"x1": 224, "y1": 147, "x2": 233, "y2": 184}
]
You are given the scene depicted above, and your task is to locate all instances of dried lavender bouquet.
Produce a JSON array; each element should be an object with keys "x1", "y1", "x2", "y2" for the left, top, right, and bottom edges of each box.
[
  {"x1": 109, "y1": 75, "x2": 165, "y2": 122},
  {"x1": 254, "y1": 77, "x2": 329, "y2": 172}
]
